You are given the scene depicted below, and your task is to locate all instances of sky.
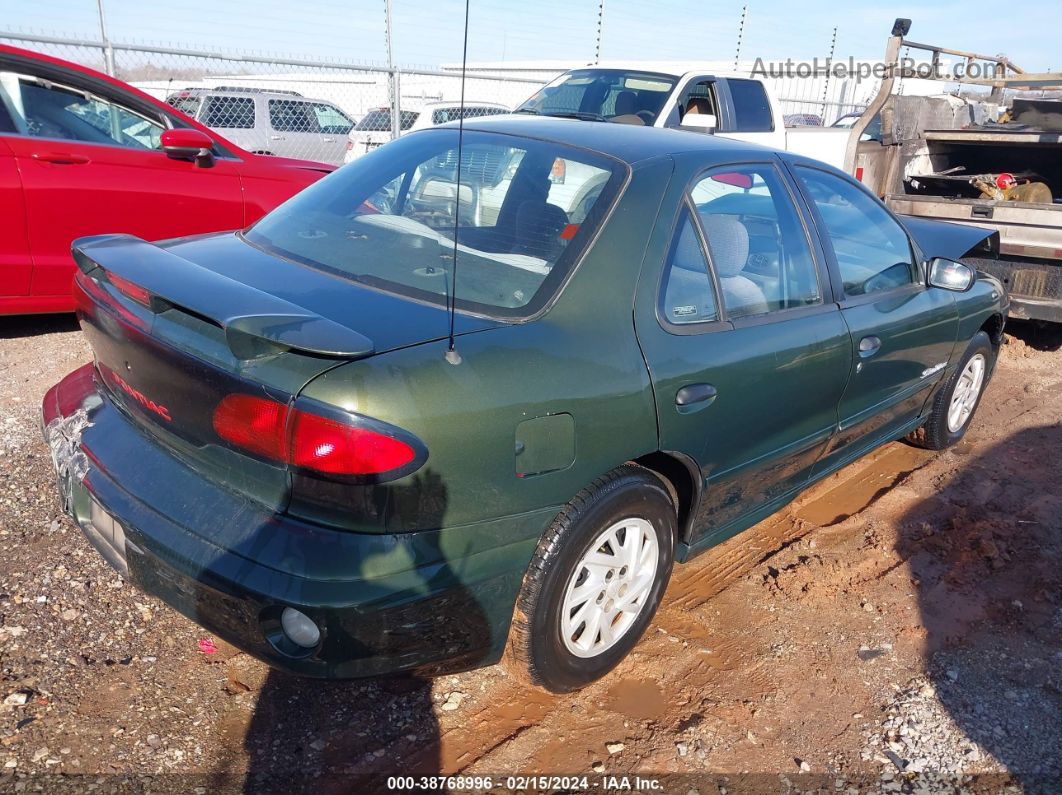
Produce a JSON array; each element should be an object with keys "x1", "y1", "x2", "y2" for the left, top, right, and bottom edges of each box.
[{"x1": 1, "y1": 0, "x2": 1058, "y2": 72}]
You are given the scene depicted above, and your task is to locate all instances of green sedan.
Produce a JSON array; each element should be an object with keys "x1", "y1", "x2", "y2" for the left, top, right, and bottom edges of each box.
[{"x1": 43, "y1": 116, "x2": 1006, "y2": 692}]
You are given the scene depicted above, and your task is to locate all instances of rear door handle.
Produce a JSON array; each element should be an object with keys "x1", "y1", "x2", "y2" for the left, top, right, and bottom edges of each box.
[
  {"x1": 675, "y1": 383, "x2": 718, "y2": 409},
  {"x1": 323, "y1": 137, "x2": 336, "y2": 142},
  {"x1": 269, "y1": 135, "x2": 286, "y2": 141},
  {"x1": 858, "y1": 335, "x2": 882, "y2": 357},
  {"x1": 31, "y1": 151, "x2": 90, "y2": 165}
]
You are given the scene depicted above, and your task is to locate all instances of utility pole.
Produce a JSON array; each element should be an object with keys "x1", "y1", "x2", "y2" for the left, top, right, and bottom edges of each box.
[
  {"x1": 384, "y1": 0, "x2": 400, "y2": 140},
  {"x1": 96, "y1": 0, "x2": 115, "y2": 76},
  {"x1": 594, "y1": 0, "x2": 605, "y2": 65}
]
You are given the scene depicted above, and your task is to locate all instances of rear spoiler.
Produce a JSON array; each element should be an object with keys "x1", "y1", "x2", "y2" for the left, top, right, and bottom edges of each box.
[
  {"x1": 72, "y1": 234, "x2": 375, "y2": 360},
  {"x1": 899, "y1": 216, "x2": 1000, "y2": 261}
]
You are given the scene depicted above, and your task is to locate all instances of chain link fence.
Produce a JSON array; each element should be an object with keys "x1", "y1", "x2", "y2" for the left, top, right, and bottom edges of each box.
[{"x1": 0, "y1": 31, "x2": 552, "y2": 164}]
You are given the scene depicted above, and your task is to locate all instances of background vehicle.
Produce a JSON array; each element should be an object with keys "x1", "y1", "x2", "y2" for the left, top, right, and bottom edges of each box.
[
  {"x1": 166, "y1": 87, "x2": 355, "y2": 165},
  {"x1": 44, "y1": 118, "x2": 1004, "y2": 692},
  {"x1": 842, "y1": 21, "x2": 1062, "y2": 324},
  {"x1": 0, "y1": 45, "x2": 334, "y2": 315},
  {"x1": 345, "y1": 100, "x2": 509, "y2": 161},
  {"x1": 515, "y1": 68, "x2": 851, "y2": 168}
]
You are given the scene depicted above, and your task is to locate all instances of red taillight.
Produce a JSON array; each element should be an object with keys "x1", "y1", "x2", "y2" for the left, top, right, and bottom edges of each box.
[
  {"x1": 107, "y1": 272, "x2": 151, "y2": 306},
  {"x1": 291, "y1": 412, "x2": 415, "y2": 475},
  {"x1": 212, "y1": 394, "x2": 419, "y2": 477},
  {"x1": 212, "y1": 395, "x2": 288, "y2": 461}
]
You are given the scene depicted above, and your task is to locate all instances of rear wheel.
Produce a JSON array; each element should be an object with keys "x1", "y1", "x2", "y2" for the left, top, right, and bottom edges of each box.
[
  {"x1": 909, "y1": 331, "x2": 994, "y2": 450},
  {"x1": 506, "y1": 465, "x2": 676, "y2": 692}
]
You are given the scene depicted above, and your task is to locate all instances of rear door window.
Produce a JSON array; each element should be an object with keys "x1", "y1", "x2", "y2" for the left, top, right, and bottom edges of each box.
[
  {"x1": 660, "y1": 208, "x2": 719, "y2": 324},
  {"x1": 727, "y1": 79, "x2": 774, "y2": 132},
  {"x1": 203, "y1": 96, "x2": 255, "y2": 129},
  {"x1": 245, "y1": 129, "x2": 626, "y2": 318},
  {"x1": 690, "y1": 164, "x2": 821, "y2": 318}
]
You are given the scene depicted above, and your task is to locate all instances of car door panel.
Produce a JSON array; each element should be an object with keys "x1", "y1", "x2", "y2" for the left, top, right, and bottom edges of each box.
[
  {"x1": 649, "y1": 310, "x2": 851, "y2": 543},
  {"x1": 788, "y1": 161, "x2": 959, "y2": 476},
  {"x1": 0, "y1": 136, "x2": 32, "y2": 296},
  {"x1": 5, "y1": 136, "x2": 245, "y2": 297},
  {"x1": 636, "y1": 157, "x2": 850, "y2": 549}
]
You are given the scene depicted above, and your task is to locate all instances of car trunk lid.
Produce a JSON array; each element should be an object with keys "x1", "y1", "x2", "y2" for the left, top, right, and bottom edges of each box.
[{"x1": 72, "y1": 232, "x2": 497, "y2": 510}]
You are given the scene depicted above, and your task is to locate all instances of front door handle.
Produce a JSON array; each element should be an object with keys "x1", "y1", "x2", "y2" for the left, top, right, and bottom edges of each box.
[
  {"x1": 323, "y1": 137, "x2": 336, "y2": 142},
  {"x1": 31, "y1": 151, "x2": 91, "y2": 165},
  {"x1": 269, "y1": 135, "x2": 286, "y2": 141},
  {"x1": 675, "y1": 383, "x2": 718, "y2": 408},
  {"x1": 858, "y1": 335, "x2": 882, "y2": 358}
]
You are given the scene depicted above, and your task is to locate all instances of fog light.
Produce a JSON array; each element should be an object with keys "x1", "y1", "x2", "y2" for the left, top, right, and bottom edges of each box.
[{"x1": 280, "y1": 607, "x2": 320, "y2": 648}]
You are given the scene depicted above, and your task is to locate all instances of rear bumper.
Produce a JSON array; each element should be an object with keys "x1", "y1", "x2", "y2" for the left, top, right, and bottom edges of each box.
[
  {"x1": 966, "y1": 257, "x2": 1062, "y2": 323},
  {"x1": 42, "y1": 363, "x2": 552, "y2": 678},
  {"x1": 1008, "y1": 295, "x2": 1062, "y2": 324}
]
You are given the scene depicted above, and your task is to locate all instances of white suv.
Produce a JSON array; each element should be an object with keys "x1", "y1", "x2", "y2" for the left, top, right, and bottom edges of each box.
[
  {"x1": 345, "y1": 100, "x2": 509, "y2": 163},
  {"x1": 167, "y1": 87, "x2": 354, "y2": 165}
]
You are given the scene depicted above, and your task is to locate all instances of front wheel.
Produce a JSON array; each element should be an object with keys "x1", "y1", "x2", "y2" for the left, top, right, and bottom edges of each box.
[
  {"x1": 505, "y1": 465, "x2": 676, "y2": 692},
  {"x1": 909, "y1": 330, "x2": 994, "y2": 450}
]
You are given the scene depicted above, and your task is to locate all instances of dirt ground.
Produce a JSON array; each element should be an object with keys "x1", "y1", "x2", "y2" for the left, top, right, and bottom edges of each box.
[{"x1": 0, "y1": 315, "x2": 1059, "y2": 794}]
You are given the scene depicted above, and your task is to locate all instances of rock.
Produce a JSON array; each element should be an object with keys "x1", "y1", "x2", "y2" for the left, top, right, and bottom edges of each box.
[
  {"x1": 61, "y1": 609, "x2": 78, "y2": 621},
  {"x1": 796, "y1": 758, "x2": 811, "y2": 772},
  {"x1": 31, "y1": 747, "x2": 50, "y2": 763},
  {"x1": 146, "y1": 734, "x2": 162, "y2": 749},
  {"x1": 606, "y1": 741, "x2": 625, "y2": 754},
  {"x1": 2, "y1": 692, "x2": 29, "y2": 707},
  {"x1": 440, "y1": 691, "x2": 466, "y2": 711},
  {"x1": 676, "y1": 742, "x2": 688, "y2": 757},
  {"x1": 309, "y1": 738, "x2": 326, "y2": 752},
  {"x1": 591, "y1": 761, "x2": 605, "y2": 773}
]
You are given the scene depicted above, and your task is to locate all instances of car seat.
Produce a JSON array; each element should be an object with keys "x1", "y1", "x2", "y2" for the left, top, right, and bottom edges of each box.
[{"x1": 701, "y1": 214, "x2": 769, "y2": 317}]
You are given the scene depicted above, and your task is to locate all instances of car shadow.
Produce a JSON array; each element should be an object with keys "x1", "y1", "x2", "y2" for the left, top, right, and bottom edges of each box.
[
  {"x1": 186, "y1": 468, "x2": 496, "y2": 792},
  {"x1": 896, "y1": 424, "x2": 1062, "y2": 784},
  {"x1": 0, "y1": 313, "x2": 79, "y2": 339}
]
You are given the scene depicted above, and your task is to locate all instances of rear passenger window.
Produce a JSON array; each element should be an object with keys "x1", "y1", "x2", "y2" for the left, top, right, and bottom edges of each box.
[
  {"x1": 727, "y1": 79, "x2": 773, "y2": 132},
  {"x1": 795, "y1": 167, "x2": 916, "y2": 296},
  {"x1": 203, "y1": 96, "x2": 255, "y2": 129},
  {"x1": 269, "y1": 99, "x2": 319, "y2": 133},
  {"x1": 660, "y1": 209, "x2": 719, "y2": 324},
  {"x1": 690, "y1": 164, "x2": 821, "y2": 319}
]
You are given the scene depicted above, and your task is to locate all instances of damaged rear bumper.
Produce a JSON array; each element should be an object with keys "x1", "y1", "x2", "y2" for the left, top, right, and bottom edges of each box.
[{"x1": 42, "y1": 363, "x2": 551, "y2": 679}]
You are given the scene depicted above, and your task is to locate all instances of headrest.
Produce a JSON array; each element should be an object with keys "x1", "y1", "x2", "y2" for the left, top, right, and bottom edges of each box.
[{"x1": 701, "y1": 214, "x2": 749, "y2": 277}]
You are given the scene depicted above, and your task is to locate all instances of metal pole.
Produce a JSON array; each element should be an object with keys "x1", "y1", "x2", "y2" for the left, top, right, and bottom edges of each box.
[
  {"x1": 384, "y1": 0, "x2": 400, "y2": 140},
  {"x1": 820, "y1": 27, "x2": 837, "y2": 122},
  {"x1": 96, "y1": 0, "x2": 115, "y2": 76},
  {"x1": 734, "y1": 6, "x2": 747, "y2": 72},
  {"x1": 594, "y1": 0, "x2": 604, "y2": 65}
]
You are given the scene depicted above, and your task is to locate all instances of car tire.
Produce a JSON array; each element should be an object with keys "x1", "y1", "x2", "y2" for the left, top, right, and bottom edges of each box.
[
  {"x1": 908, "y1": 330, "x2": 994, "y2": 451},
  {"x1": 505, "y1": 464, "x2": 676, "y2": 693}
]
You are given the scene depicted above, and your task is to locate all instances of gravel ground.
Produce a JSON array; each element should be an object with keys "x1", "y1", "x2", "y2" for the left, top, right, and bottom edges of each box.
[{"x1": 0, "y1": 315, "x2": 1059, "y2": 794}]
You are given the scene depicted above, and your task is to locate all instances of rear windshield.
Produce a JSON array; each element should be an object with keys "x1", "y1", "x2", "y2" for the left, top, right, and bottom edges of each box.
[
  {"x1": 245, "y1": 129, "x2": 626, "y2": 319},
  {"x1": 517, "y1": 69, "x2": 677, "y2": 127},
  {"x1": 355, "y1": 109, "x2": 419, "y2": 131}
]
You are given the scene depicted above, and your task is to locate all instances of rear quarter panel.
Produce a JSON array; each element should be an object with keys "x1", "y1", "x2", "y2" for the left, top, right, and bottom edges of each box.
[{"x1": 295, "y1": 157, "x2": 676, "y2": 532}]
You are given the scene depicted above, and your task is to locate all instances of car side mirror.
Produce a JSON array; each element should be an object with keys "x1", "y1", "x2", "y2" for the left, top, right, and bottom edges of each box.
[
  {"x1": 161, "y1": 128, "x2": 215, "y2": 168},
  {"x1": 927, "y1": 257, "x2": 975, "y2": 291},
  {"x1": 680, "y1": 113, "x2": 717, "y2": 133}
]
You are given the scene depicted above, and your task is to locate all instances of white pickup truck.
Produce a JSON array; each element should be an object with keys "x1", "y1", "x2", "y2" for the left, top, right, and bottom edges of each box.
[{"x1": 514, "y1": 67, "x2": 849, "y2": 168}]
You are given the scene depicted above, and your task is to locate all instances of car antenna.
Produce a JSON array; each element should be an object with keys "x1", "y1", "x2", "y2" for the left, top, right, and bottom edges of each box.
[{"x1": 444, "y1": 0, "x2": 471, "y2": 366}]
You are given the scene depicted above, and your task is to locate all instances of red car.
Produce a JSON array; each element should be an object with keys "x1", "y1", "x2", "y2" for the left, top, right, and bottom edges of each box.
[{"x1": 0, "y1": 45, "x2": 335, "y2": 315}]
